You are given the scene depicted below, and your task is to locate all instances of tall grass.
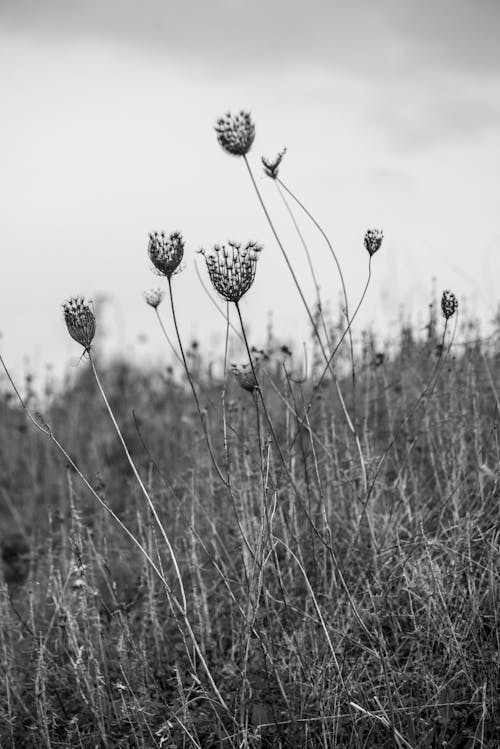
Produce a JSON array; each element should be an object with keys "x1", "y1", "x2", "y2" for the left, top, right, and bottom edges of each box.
[{"x1": 0, "y1": 112, "x2": 498, "y2": 747}]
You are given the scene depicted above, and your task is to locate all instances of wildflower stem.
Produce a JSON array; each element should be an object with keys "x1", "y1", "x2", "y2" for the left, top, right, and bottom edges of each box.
[
  {"x1": 277, "y1": 177, "x2": 357, "y2": 416},
  {"x1": 153, "y1": 307, "x2": 183, "y2": 367},
  {"x1": 274, "y1": 182, "x2": 329, "y2": 347},
  {"x1": 289, "y1": 258, "x2": 373, "y2": 451},
  {"x1": 194, "y1": 256, "x2": 244, "y2": 343},
  {"x1": 87, "y1": 351, "x2": 188, "y2": 614},
  {"x1": 88, "y1": 349, "x2": 230, "y2": 710},
  {"x1": 0, "y1": 352, "x2": 170, "y2": 592},
  {"x1": 243, "y1": 155, "x2": 329, "y2": 362},
  {"x1": 166, "y1": 277, "x2": 229, "y2": 487}
]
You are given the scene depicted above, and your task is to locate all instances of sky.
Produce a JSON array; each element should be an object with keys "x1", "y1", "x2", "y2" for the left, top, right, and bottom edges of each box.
[{"x1": 1, "y1": 0, "x2": 500, "y2": 384}]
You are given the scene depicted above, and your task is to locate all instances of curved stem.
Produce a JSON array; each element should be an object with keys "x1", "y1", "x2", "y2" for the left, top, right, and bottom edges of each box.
[
  {"x1": 87, "y1": 351, "x2": 187, "y2": 614},
  {"x1": 167, "y1": 278, "x2": 229, "y2": 487},
  {"x1": 194, "y1": 256, "x2": 244, "y2": 343},
  {"x1": 277, "y1": 177, "x2": 358, "y2": 420},
  {"x1": 0, "y1": 352, "x2": 169, "y2": 589},
  {"x1": 289, "y1": 259, "x2": 372, "y2": 450},
  {"x1": 274, "y1": 181, "x2": 330, "y2": 348},
  {"x1": 243, "y1": 155, "x2": 330, "y2": 365}
]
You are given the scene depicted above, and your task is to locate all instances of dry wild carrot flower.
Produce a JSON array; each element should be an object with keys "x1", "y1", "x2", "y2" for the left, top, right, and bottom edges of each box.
[
  {"x1": 63, "y1": 297, "x2": 96, "y2": 350},
  {"x1": 148, "y1": 231, "x2": 184, "y2": 279},
  {"x1": 441, "y1": 290, "x2": 458, "y2": 320},
  {"x1": 262, "y1": 148, "x2": 287, "y2": 179},
  {"x1": 231, "y1": 362, "x2": 259, "y2": 393},
  {"x1": 215, "y1": 111, "x2": 255, "y2": 156},
  {"x1": 199, "y1": 241, "x2": 261, "y2": 303},
  {"x1": 364, "y1": 229, "x2": 384, "y2": 257},
  {"x1": 143, "y1": 288, "x2": 165, "y2": 309}
]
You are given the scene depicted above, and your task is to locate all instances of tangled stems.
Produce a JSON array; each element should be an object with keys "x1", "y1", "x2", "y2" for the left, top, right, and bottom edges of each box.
[
  {"x1": 2, "y1": 348, "x2": 231, "y2": 712},
  {"x1": 0, "y1": 352, "x2": 169, "y2": 591},
  {"x1": 346, "y1": 312, "x2": 459, "y2": 559},
  {"x1": 86, "y1": 349, "x2": 230, "y2": 713},
  {"x1": 242, "y1": 155, "x2": 332, "y2": 366},
  {"x1": 276, "y1": 177, "x2": 357, "y2": 415},
  {"x1": 166, "y1": 277, "x2": 229, "y2": 487},
  {"x1": 288, "y1": 258, "x2": 374, "y2": 459},
  {"x1": 242, "y1": 155, "x2": 370, "y2": 497}
]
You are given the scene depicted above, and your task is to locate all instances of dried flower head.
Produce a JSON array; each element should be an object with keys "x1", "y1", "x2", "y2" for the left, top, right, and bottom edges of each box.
[
  {"x1": 148, "y1": 231, "x2": 184, "y2": 279},
  {"x1": 262, "y1": 148, "x2": 287, "y2": 179},
  {"x1": 199, "y1": 241, "x2": 262, "y2": 303},
  {"x1": 143, "y1": 288, "x2": 165, "y2": 309},
  {"x1": 441, "y1": 290, "x2": 458, "y2": 320},
  {"x1": 231, "y1": 363, "x2": 259, "y2": 393},
  {"x1": 215, "y1": 111, "x2": 255, "y2": 156},
  {"x1": 63, "y1": 297, "x2": 96, "y2": 350},
  {"x1": 364, "y1": 229, "x2": 384, "y2": 257}
]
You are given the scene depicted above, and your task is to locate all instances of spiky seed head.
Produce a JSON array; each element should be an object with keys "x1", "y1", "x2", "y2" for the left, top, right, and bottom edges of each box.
[
  {"x1": 63, "y1": 297, "x2": 96, "y2": 350},
  {"x1": 441, "y1": 290, "x2": 458, "y2": 320},
  {"x1": 364, "y1": 229, "x2": 384, "y2": 257},
  {"x1": 262, "y1": 148, "x2": 287, "y2": 179},
  {"x1": 215, "y1": 111, "x2": 255, "y2": 156},
  {"x1": 231, "y1": 363, "x2": 259, "y2": 393},
  {"x1": 199, "y1": 241, "x2": 262, "y2": 303},
  {"x1": 148, "y1": 231, "x2": 184, "y2": 279},
  {"x1": 143, "y1": 288, "x2": 165, "y2": 308}
]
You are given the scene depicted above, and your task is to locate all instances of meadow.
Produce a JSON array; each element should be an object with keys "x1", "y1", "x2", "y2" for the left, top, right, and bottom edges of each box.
[{"x1": 0, "y1": 113, "x2": 499, "y2": 748}]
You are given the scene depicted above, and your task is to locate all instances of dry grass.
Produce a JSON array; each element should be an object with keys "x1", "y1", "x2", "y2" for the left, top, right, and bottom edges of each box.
[{"x1": 1, "y1": 309, "x2": 499, "y2": 748}]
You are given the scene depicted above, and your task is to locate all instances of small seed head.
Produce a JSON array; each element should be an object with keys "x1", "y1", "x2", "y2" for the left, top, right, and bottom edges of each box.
[
  {"x1": 143, "y1": 288, "x2": 165, "y2": 309},
  {"x1": 231, "y1": 363, "x2": 259, "y2": 393},
  {"x1": 199, "y1": 241, "x2": 261, "y2": 303},
  {"x1": 364, "y1": 229, "x2": 384, "y2": 257},
  {"x1": 215, "y1": 111, "x2": 255, "y2": 156},
  {"x1": 441, "y1": 290, "x2": 458, "y2": 320},
  {"x1": 262, "y1": 148, "x2": 286, "y2": 179},
  {"x1": 63, "y1": 297, "x2": 96, "y2": 350},
  {"x1": 148, "y1": 231, "x2": 184, "y2": 279}
]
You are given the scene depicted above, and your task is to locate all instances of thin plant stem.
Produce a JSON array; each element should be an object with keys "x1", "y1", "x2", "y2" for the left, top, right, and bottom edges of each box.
[
  {"x1": 274, "y1": 181, "x2": 331, "y2": 350},
  {"x1": 243, "y1": 155, "x2": 369, "y2": 502},
  {"x1": 194, "y1": 256, "x2": 244, "y2": 343},
  {"x1": 88, "y1": 349, "x2": 230, "y2": 713},
  {"x1": 277, "y1": 177, "x2": 356, "y2": 412},
  {"x1": 167, "y1": 277, "x2": 229, "y2": 487},
  {"x1": 290, "y1": 258, "x2": 373, "y2": 450},
  {"x1": 87, "y1": 351, "x2": 188, "y2": 615},
  {"x1": 243, "y1": 155, "x2": 331, "y2": 364},
  {"x1": 0, "y1": 352, "x2": 170, "y2": 591}
]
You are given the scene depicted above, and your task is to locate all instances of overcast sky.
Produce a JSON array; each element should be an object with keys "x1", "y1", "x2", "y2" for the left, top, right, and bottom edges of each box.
[{"x1": 1, "y1": 0, "x2": 499, "y2": 382}]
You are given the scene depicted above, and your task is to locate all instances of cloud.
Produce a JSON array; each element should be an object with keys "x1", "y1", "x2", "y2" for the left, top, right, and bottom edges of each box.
[{"x1": 1, "y1": 0, "x2": 499, "y2": 79}]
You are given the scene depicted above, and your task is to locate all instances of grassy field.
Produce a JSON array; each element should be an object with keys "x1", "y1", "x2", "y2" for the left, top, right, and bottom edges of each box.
[{"x1": 1, "y1": 115, "x2": 499, "y2": 747}]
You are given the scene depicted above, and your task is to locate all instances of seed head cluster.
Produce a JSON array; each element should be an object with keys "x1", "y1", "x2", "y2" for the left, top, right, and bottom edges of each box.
[
  {"x1": 215, "y1": 111, "x2": 255, "y2": 156},
  {"x1": 199, "y1": 241, "x2": 262, "y2": 303},
  {"x1": 231, "y1": 363, "x2": 259, "y2": 393},
  {"x1": 148, "y1": 231, "x2": 184, "y2": 279},
  {"x1": 262, "y1": 148, "x2": 287, "y2": 179},
  {"x1": 63, "y1": 297, "x2": 96, "y2": 350},
  {"x1": 143, "y1": 288, "x2": 165, "y2": 309},
  {"x1": 441, "y1": 290, "x2": 458, "y2": 320},
  {"x1": 364, "y1": 229, "x2": 384, "y2": 257}
]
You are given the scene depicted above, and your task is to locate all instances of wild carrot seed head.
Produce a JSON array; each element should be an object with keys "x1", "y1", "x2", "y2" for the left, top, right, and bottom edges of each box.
[
  {"x1": 441, "y1": 290, "x2": 458, "y2": 320},
  {"x1": 215, "y1": 111, "x2": 255, "y2": 156},
  {"x1": 364, "y1": 229, "x2": 384, "y2": 257},
  {"x1": 63, "y1": 297, "x2": 96, "y2": 350},
  {"x1": 262, "y1": 148, "x2": 286, "y2": 179},
  {"x1": 148, "y1": 231, "x2": 184, "y2": 279},
  {"x1": 199, "y1": 241, "x2": 262, "y2": 303},
  {"x1": 231, "y1": 362, "x2": 259, "y2": 393},
  {"x1": 143, "y1": 288, "x2": 165, "y2": 309}
]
